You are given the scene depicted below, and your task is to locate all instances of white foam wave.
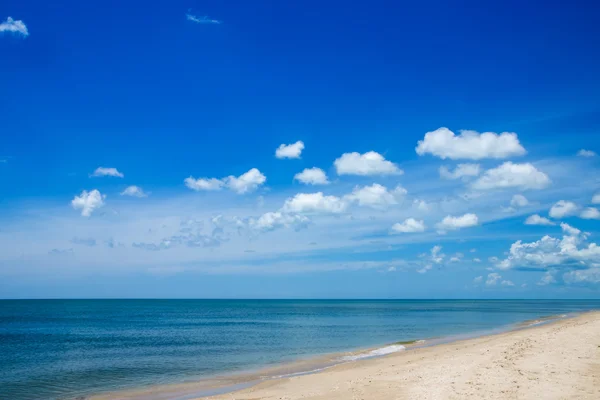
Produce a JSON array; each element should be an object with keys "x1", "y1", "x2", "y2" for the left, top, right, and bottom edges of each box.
[{"x1": 340, "y1": 344, "x2": 406, "y2": 361}]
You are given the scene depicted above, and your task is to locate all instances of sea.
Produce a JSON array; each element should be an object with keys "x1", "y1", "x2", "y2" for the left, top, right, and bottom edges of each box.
[{"x1": 1, "y1": 299, "x2": 599, "y2": 400}]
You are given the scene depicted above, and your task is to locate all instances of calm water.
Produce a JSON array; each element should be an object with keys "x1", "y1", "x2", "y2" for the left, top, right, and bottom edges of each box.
[{"x1": 1, "y1": 299, "x2": 599, "y2": 399}]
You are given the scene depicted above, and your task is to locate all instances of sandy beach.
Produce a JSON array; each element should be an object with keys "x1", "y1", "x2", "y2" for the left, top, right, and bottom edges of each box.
[{"x1": 199, "y1": 311, "x2": 600, "y2": 400}]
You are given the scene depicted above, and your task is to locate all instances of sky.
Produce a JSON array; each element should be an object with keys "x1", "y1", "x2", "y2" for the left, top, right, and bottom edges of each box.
[{"x1": 1, "y1": 0, "x2": 600, "y2": 299}]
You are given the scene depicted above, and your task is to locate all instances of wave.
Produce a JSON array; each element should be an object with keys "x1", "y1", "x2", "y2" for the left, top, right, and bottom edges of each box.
[{"x1": 340, "y1": 344, "x2": 406, "y2": 361}]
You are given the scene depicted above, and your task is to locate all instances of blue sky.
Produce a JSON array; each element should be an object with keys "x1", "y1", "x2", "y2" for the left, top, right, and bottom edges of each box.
[{"x1": 1, "y1": 0, "x2": 600, "y2": 298}]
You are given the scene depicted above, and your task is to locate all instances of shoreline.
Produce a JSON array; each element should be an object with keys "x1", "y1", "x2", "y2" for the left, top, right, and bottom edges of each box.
[{"x1": 89, "y1": 311, "x2": 584, "y2": 400}]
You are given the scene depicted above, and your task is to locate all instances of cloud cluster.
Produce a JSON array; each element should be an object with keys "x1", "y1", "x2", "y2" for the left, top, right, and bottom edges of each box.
[
  {"x1": 282, "y1": 192, "x2": 347, "y2": 214},
  {"x1": 0, "y1": 17, "x2": 28, "y2": 37},
  {"x1": 439, "y1": 164, "x2": 480, "y2": 180},
  {"x1": 91, "y1": 167, "x2": 124, "y2": 178},
  {"x1": 249, "y1": 212, "x2": 309, "y2": 232},
  {"x1": 120, "y1": 185, "x2": 148, "y2": 197},
  {"x1": 577, "y1": 149, "x2": 596, "y2": 157},
  {"x1": 437, "y1": 213, "x2": 479, "y2": 231},
  {"x1": 276, "y1": 141, "x2": 305, "y2": 159},
  {"x1": 496, "y1": 223, "x2": 600, "y2": 271},
  {"x1": 391, "y1": 218, "x2": 426, "y2": 233},
  {"x1": 294, "y1": 167, "x2": 329, "y2": 185},
  {"x1": 525, "y1": 214, "x2": 555, "y2": 226},
  {"x1": 185, "y1": 168, "x2": 266, "y2": 194},
  {"x1": 344, "y1": 184, "x2": 406, "y2": 209},
  {"x1": 549, "y1": 200, "x2": 578, "y2": 219},
  {"x1": 416, "y1": 128, "x2": 526, "y2": 160},
  {"x1": 471, "y1": 162, "x2": 550, "y2": 191},
  {"x1": 334, "y1": 151, "x2": 402, "y2": 176},
  {"x1": 71, "y1": 190, "x2": 105, "y2": 217}
]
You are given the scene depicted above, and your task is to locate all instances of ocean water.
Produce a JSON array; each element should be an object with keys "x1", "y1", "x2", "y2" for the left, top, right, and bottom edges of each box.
[{"x1": 1, "y1": 299, "x2": 599, "y2": 400}]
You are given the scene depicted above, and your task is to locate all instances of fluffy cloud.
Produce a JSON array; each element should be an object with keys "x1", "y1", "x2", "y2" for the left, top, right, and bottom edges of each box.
[
  {"x1": 439, "y1": 164, "x2": 480, "y2": 180},
  {"x1": 525, "y1": 214, "x2": 556, "y2": 226},
  {"x1": 496, "y1": 223, "x2": 600, "y2": 271},
  {"x1": 334, "y1": 151, "x2": 402, "y2": 176},
  {"x1": 580, "y1": 207, "x2": 600, "y2": 220},
  {"x1": 473, "y1": 276, "x2": 483, "y2": 284},
  {"x1": 471, "y1": 162, "x2": 550, "y2": 191},
  {"x1": 0, "y1": 17, "x2": 28, "y2": 37},
  {"x1": 415, "y1": 127, "x2": 526, "y2": 160},
  {"x1": 71, "y1": 189, "x2": 105, "y2": 217},
  {"x1": 294, "y1": 167, "x2": 329, "y2": 185},
  {"x1": 224, "y1": 168, "x2": 267, "y2": 194},
  {"x1": 91, "y1": 167, "x2": 124, "y2": 178},
  {"x1": 592, "y1": 193, "x2": 600, "y2": 204},
  {"x1": 282, "y1": 192, "x2": 347, "y2": 214},
  {"x1": 391, "y1": 218, "x2": 426, "y2": 233},
  {"x1": 275, "y1": 141, "x2": 304, "y2": 159},
  {"x1": 185, "y1": 168, "x2": 266, "y2": 194},
  {"x1": 437, "y1": 213, "x2": 479, "y2": 231},
  {"x1": 186, "y1": 13, "x2": 221, "y2": 24},
  {"x1": 549, "y1": 200, "x2": 578, "y2": 219},
  {"x1": 511, "y1": 194, "x2": 529, "y2": 208},
  {"x1": 250, "y1": 212, "x2": 309, "y2": 232},
  {"x1": 344, "y1": 184, "x2": 406, "y2": 209},
  {"x1": 501, "y1": 280, "x2": 515, "y2": 286},
  {"x1": 120, "y1": 185, "x2": 148, "y2": 197},
  {"x1": 577, "y1": 149, "x2": 596, "y2": 157}
]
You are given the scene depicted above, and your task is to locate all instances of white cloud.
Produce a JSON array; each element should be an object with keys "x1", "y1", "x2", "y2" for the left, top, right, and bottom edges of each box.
[
  {"x1": 417, "y1": 264, "x2": 432, "y2": 274},
  {"x1": 415, "y1": 127, "x2": 526, "y2": 160},
  {"x1": 430, "y1": 245, "x2": 445, "y2": 264},
  {"x1": 592, "y1": 193, "x2": 600, "y2": 204},
  {"x1": 501, "y1": 280, "x2": 515, "y2": 287},
  {"x1": 275, "y1": 141, "x2": 304, "y2": 159},
  {"x1": 473, "y1": 276, "x2": 483, "y2": 284},
  {"x1": 549, "y1": 200, "x2": 578, "y2": 219},
  {"x1": 497, "y1": 223, "x2": 600, "y2": 271},
  {"x1": 439, "y1": 164, "x2": 480, "y2": 180},
  {"x1": 413, "y1": 199, "x2": 430, "y2": 211},
  {"x1": 391, "y1": 218, "x2": 426, "y2": 233},
  {"x1": 250, "y1": 212, "x2": 309, "y2": 232},
  {"x1": 334, "y1": 151, "x2": 402, "y2": 176},
  {"x1": 577, "y1": 149, "x2": 596, "y2": 157},
  {"x1": 282, "y1": 192, "x2": 347, "y2": 214},
  {"x1": 120, "y1": 185, "x2": 148, "y2": 198},
  {"x1": 580, "y1": 207, "x2": 600, "y2": 220},
  {"x1": 344, "y1": 184, "x2": 406, "y2": 209},
  {"x1": 510, "y1": 194, "x2": 529, "y2": 208},
  {"x1": 224, "y1": 168, "x2": 267, "y2": 194},
  {"x1": 0, "y1": 17, "x2": 28, "y2": 37},
  {"x1": 472, "y1": 162, "x2": 550, "y2": 191},
  {"x1": 186, "y1": 13, "x2": 221, "y2": 24},
  {"x1": 563, "y1": 268, "x2": 600, "y2": 284},
  {"x1": 71, "y1": 190, "x2": 105, "y2": 217},
  {"x1": 525, "y1": 214, "x2": 556, "y2": 226},
  {"x1": 185, "y1": 168, "x2": 266, "y2": 194},
  {"x1": 184, "y1": 177, "x2": 224, "y2": 191},
  {"x1": 486, "y1": 272, "x2": 502, "y2": 286},
  {"x1": 538, "y1": 272, "x2": 556, "y2": 286},
  {"x1": 473, "y1": 258, "x2": 482, "y2": 263},
  {"x1": 436, "y1": 213, "x2": 478, "y2": 231},
  {"x1": 294, "y1": 167, "x2": 329, "y2": 185},
  {"x1": 91, "y1": 167, "x2": 124, "y2": 178}
]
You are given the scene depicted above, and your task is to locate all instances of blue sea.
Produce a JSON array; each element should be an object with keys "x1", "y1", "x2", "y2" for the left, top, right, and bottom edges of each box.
[{"x1": 1, "y1": 299, "x2": 599, "y2": 400}]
